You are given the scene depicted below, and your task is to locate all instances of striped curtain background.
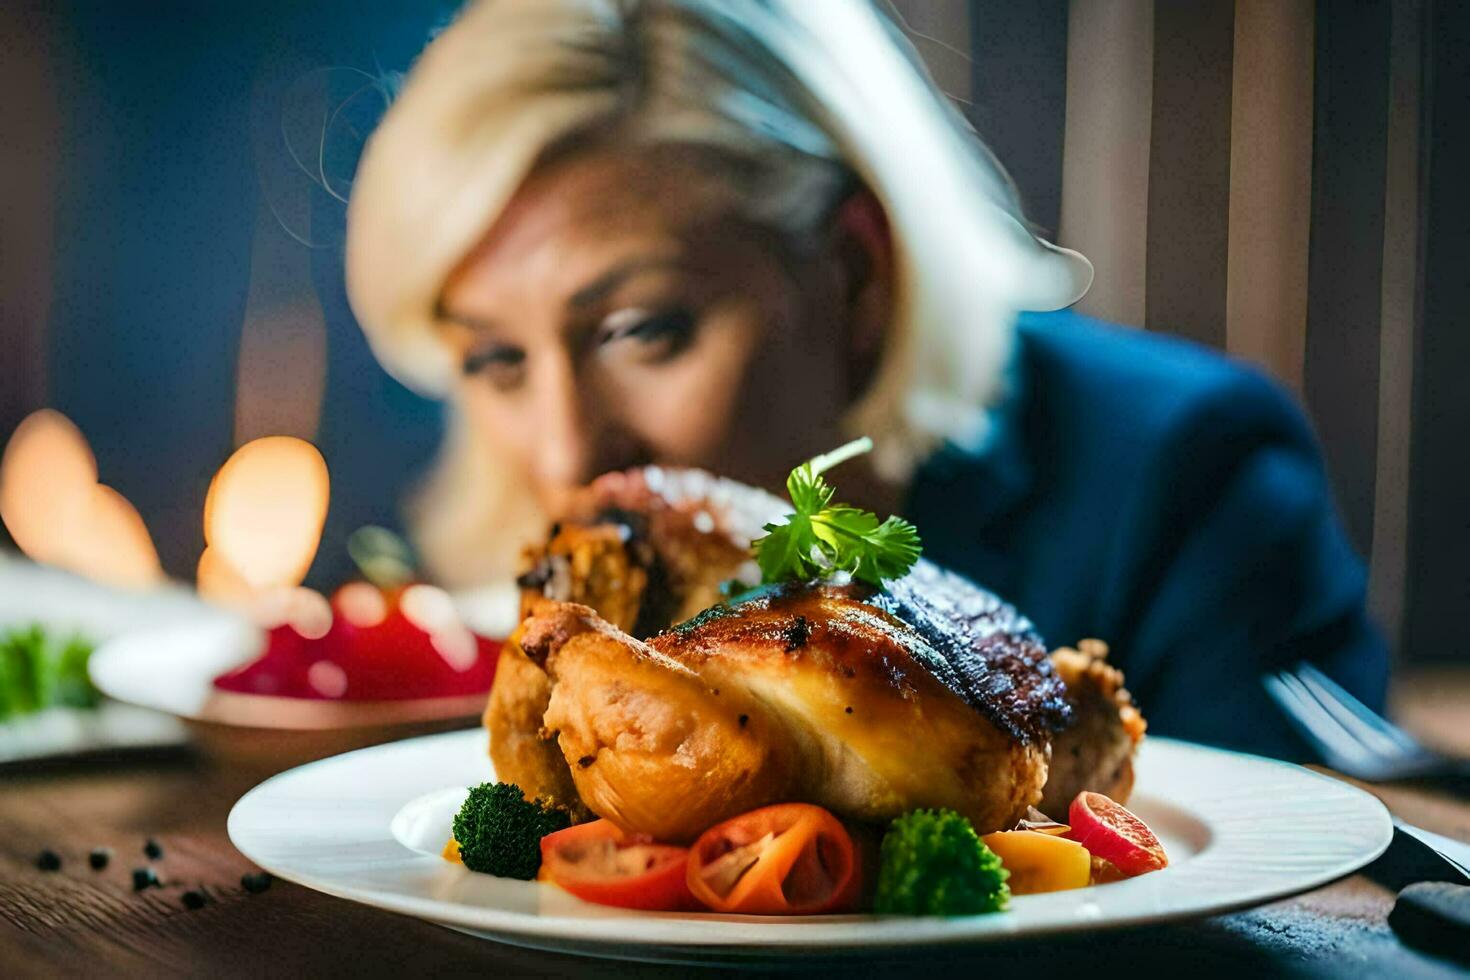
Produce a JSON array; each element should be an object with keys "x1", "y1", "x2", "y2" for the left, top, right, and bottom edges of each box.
[{"x1": 896, "y1": 0, "x2": 1463, "y2": 665}]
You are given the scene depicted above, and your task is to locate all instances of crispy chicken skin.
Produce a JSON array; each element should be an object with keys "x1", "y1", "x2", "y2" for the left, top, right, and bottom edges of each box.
[
  {"x1": 518, "y1": 524, "x2": 650, "y2": 635},
  {"x1": 520, "y1": 567, "x2": 1071, "y2": 842},
  {"x1": 481, "y1": 630, "x2": 589, "y2": 817},
  {"x1": 1040, "y1": 639, "x2": 1146, "y2": 814},
  {"x1": 520, "y1": 603, "x2": 799, "y2": 841},
  {"x1": 488, "y1": 468, "x2": 782, "y2": 801},
  {"x1": 514, "y1": 467, "x2": 780, "y2": 635}
]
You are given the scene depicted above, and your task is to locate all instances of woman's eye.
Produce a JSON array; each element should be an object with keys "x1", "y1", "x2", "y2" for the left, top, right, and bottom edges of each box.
[
  {"x1": 598, "y1": 308, "x2": 697, "y2": 361},
  {"x1": 462, "y1": 345, "x2": 527, "y2": 390}
]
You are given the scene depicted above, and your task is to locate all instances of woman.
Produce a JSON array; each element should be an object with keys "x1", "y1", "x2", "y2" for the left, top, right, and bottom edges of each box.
[{"x1": 344, "y1": 0, "x2": 1385, "y2": 757}]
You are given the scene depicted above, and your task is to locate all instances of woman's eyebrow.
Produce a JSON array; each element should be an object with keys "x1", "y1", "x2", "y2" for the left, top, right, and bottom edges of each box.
[
  {"x1": 569, "y1": 255, "x2": 683, "y2": 309},
  {"x1": 434, "y1": 255, "x2": 685, "y2": 331}
]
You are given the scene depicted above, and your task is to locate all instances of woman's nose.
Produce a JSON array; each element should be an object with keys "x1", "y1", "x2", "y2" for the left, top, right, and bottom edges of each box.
[
  {"x1": 530, "y1": 356, "x2": 642, "y2": 502},
  {"x1": 534, "y1": 364, "x2": 596, "y2": 494}
]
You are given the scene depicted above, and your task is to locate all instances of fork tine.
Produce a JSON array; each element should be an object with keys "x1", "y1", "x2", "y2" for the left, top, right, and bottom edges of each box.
[
  {"x1": 1293, "y1": 661, "x2": 1422, "y2": 754},
  {"x1": 1264, "y1": 671, "x2": 1377, "y2": 772},
  {"x1": 1294, "y1": 677, "x2": 1405, "y2": 762},
  {"x1": 1263, "y1": 672, "x2": 1346, "y2": 765}
]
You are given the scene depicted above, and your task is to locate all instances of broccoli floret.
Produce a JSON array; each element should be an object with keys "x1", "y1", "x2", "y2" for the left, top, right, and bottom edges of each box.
[
  {"x1": 451, "y1": 782, "x2": 571, "y2": 879},
  {"x1": 873, "y1": 809, "x2": 1010, "y2": 915}
]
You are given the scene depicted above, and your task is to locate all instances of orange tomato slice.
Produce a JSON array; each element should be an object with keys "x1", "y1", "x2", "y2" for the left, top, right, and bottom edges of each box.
[{"x1": 686, "y1": 803, "x2": 860, "y2": 914}]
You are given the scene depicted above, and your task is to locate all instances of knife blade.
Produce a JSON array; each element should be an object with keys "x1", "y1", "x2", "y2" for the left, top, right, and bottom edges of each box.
[{"x1": 1392, "y1": 818, "x2": 1470, "y2": 882}]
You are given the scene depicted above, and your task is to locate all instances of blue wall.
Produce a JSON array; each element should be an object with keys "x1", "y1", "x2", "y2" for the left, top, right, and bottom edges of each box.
[{"x1": 40, "y1": 3, "x2": 460, "y2": 586}]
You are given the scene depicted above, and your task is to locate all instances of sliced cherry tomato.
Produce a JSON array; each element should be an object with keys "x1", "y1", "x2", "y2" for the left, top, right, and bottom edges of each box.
[
  {"x1": 981, "y1": 830, "x2": 1091, "y2": 894},
  {"x1": 686, "y1": 803, "x2": 859, "y2": 915},
  {"x1": 1065, "y1": 791, "x2": 1168, "y2": 876},
  {"x1": 539, "y1": 820, "x2": 696, "y2": 911}
]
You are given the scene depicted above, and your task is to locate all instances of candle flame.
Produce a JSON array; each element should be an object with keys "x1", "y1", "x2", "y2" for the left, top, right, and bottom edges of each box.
[
  {"x1": 0, "y1": 409, "x2": 162, "y2": 588},
  {"x1": 198, "y1": 436, "x2": 329, "y2": 596},
  {"x1": 195, "y1": 544, "x2": 252, "y2": 605},
  {"x1": 72, "y1": 485, "x2": 165, "y2": 588}
]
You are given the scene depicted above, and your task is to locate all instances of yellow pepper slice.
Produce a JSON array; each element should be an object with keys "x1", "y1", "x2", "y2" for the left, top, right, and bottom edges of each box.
[{"x1": 981, "y1": 830, "x2": 1091, "y2": 895}]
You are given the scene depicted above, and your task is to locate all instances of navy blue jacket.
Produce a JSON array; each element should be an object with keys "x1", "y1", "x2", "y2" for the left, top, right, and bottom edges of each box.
[{"x1": 906, "y1": 310, "x2": 1388, "y2": 759}]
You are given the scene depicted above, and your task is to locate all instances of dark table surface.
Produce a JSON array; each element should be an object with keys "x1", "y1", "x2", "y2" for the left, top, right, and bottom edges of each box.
[{"x1": 3, "y1": 668, "x2": 1468, "y2": 978}]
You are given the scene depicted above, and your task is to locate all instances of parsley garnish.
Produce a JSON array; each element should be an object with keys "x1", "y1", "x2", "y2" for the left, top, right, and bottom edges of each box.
[
  {"x1": 754, "y1": 437, "x2": 922, "y2": 587},
  {"x1": 0, "y1": 625, "x2": 97, "y2": 721}
]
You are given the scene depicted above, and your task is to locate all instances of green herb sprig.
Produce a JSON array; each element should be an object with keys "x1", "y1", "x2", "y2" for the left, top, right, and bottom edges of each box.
[
  {"x1": 754, "y1": 437, "x2": 921, "y2": 587},
  {"x1": 0, "y1": 625, "x2": 97, "y2": 721}
]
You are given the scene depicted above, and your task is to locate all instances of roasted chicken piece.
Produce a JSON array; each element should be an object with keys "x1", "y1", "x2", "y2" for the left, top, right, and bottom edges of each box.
[
  {"x1": 519, "y1": 562, "x2": 1073, "y2": 842},
  {"x1": 488, "y1": 465, "x2": 1147, "y2": 835},
  {"x1": 514, "y1": 467, "x2": 785, "y2": 635},
  {"x1": 482, "y1": 633, "x2": 588, "y2": 816},
  {"x1": 487, "y1": 467, "x2": 786, "y2": 806},
  {"x1": 1040, "y1": 639, "x2": 1146, "y2": 814}
]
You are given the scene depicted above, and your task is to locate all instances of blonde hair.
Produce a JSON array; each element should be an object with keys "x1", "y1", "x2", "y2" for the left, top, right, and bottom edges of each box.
[{"x1": 346, "y1": 0, "x2": 1091, "y2": 585}]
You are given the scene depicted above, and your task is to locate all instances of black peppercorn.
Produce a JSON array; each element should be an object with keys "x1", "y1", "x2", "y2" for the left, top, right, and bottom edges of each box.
[
  {"x1": 132, "y1": 867, "x2": 159, "y2": 891},
  {"x1": 36, "y1": 849, "x2": 61, "y2": 872},
  {"x1": 241, "y1": 871, "x2": 272, "y2": 894},
  {"x1": 89, "y1": 848, "x2": 111, "y2": 870},
  {"x1": 143, "y1": 838, "x2": 163, "y2": 860},
  {"x1": 181, "y1": 890, "x2": 206, "y2": 910}
]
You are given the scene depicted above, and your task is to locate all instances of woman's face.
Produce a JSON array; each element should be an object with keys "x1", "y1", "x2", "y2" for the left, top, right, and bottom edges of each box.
[{"x1": 436, "y1": 145, "x2": 889, "y2": 513}]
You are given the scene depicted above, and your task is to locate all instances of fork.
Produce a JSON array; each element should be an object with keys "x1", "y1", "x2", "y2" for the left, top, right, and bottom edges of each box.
[{"x1": 1263, "y1": 661, "x2": 1470, "y2": 785}]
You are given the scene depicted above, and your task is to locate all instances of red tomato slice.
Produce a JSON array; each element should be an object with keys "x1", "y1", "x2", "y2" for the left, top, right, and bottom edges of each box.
[
  {"x1": 540, "y1": 820, "x2": 696, "y2": 911},
  {"x1": 1065, "y1": 791, "x2": 1168, "y2": 876},
  {"x1": 686, "y1": 803, "x2": 859, "y2": 915}
]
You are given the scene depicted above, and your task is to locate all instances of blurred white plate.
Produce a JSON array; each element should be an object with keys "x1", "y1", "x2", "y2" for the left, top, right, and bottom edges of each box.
[
  {"x1": 228, "y1": 730, "x2": 1392, "y2": 965},
  {"x1": 0, "y1": 555, "x2": 223, "y2": 638},
  {"x1": 0, "y1": 557, "x2": 208, "y2": 762}
]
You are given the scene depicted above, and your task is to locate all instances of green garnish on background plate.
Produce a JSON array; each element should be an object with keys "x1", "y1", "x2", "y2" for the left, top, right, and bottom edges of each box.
[
  {"x1": 0, "y1": 625, "x2": 97, "y2": 721},
  {"x1": 753, "y1": 437, "x2": 922, "y2": 587}
]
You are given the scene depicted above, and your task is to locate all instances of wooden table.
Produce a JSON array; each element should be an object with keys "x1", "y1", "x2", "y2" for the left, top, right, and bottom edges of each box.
[{"x1": 3, "y1": 669, "x2": 1467, "y2": 978}]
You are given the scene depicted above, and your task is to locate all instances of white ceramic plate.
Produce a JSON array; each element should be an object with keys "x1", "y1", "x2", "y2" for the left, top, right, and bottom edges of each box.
[
  {"x1": 227, "y1": 728, "x2": 1392, "y2": 964},
  {"x1": 0, "y1": 557, "x2": 199, "y2": 762}
]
